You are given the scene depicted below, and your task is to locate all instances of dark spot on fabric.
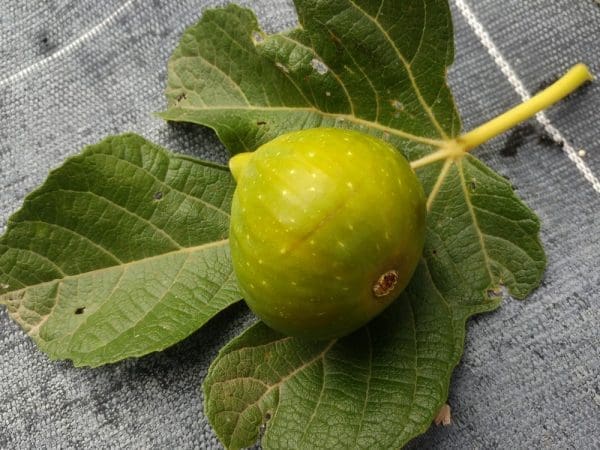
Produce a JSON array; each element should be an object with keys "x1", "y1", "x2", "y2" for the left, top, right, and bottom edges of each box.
[
  {"x1": 501, "y1": 123, "x2": 536, "y2": 157},
  {"x1": 538, "y1": 131, "x2": 563, "y2": 148},
  {"x1": 153, "y1": 191, "x2": 163, "y2": 200},
  {"x1": 534, "y1": 77, "x2": 559, "y2": 94},
  {"x1": 36, "y1": 31, "x2": 57, "y2": 55},
  {"x1": 75, "y1": 307, "x2": 85, "y2": 315},
  {"x1": 533, "y1": 349, "x2": 545, "y2": 360}
]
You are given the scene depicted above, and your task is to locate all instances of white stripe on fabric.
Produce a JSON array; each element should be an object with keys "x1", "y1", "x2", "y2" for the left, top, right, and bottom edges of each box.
[
  {"x1": 453, "y1": 0, "x2": 600, "y2": 194},
  {"x1": 0, "y1": 0, "x2": 137, "y2": 89}
]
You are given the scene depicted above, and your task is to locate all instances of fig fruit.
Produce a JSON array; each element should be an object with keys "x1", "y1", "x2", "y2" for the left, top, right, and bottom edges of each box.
[{"x1": 229, "y1": 128, "x2": 426, "y2": 340}]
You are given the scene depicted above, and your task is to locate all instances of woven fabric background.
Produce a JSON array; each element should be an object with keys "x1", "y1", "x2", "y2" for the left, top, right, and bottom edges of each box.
[{"x1": 1, "y1": 1, "x2": 599, "y2": 448}]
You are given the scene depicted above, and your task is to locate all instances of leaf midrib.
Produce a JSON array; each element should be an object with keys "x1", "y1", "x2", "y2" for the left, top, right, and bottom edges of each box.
[
  {"x1": 457, "y1": 159, "x2": 495, "y2": 283},
  {"x1": 166, "y1": 104, "x2": 442, "y2": 147},
  {"x1": 93, "y1": 151, "x2": 232, "y2": 219},
  {"x1": 345, "y1": 0, "x2": 447, "y2": 139},
  {"x1": 211, "y1": 339, "x2": 337, "y2": 447},
  {"x1": 0, "y1": 238, "x2": 230, "y2": 303},
  {"x1": 274, "y1": 34, "x2": 356, "y2": 115}
]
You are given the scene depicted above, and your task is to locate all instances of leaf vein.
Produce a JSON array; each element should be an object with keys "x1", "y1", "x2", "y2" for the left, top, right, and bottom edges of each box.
[
  {"x1": 92, "y1": 152, "x2": 232, "y2": 219},
  {"x1": 456, "y1": 159, "x2": 494, "y2": 282},
  {"x1": 345, "y1": 0, "x2": 447, "y2": 138},
  {"x1": 3, "y1": 239, "x2": 229, "y2": 298},
  {"x1": 172, "y1": 105, "x2": 442, "y2": 146},
  {"x1": 55, "y1": 188, "x2": 182, "y2": 249},
  {"x1": 16, "y1": 220, "x2": 124, "y2": 264}
]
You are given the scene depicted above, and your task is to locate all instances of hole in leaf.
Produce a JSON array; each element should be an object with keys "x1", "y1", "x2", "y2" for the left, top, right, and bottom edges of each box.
[
  {"x1": 176, "y1": 92, "x2": 186, "y2": 102},
  {"x1": 252, "y1": 31, "x2": 264, "y2": 44},
  {"x1": 538, "y1": 131, "x2": 563, "y2": 148},
  {"x1": 265, "y1": 412, "x2": 272, "y2": 421},
  {"x1": 501, "y1": 123, "x2": 536, "y2": 157},
  {"x1": 310, "y1": 58, "x2": 328, "y2": 75},
  {"x1": 256, "y1": 121, "x2": 267, "y2": 126},
  {"x1": 486, "y1": 284, "x2": 506, "y2": 300},
  {"x1": 486, "y1": 289, "x2": 500, "y2": 299},
  {"x1": 469, "y1": 180, "x2": 477, "y2": 192},
  {"x1": 390, "y1": 99, "x2": 404, "y2": 111},
  {"x1": 153, "y1": 191, "x2": 163, "y2": 200},
  {"x1": 75, "y1": 307, "x2": 86, "y2": 315}
]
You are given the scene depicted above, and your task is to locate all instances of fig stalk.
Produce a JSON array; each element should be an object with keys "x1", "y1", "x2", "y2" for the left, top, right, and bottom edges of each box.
[{"x1": 410, "y1": 63, "x2": 593, "y2": 169}]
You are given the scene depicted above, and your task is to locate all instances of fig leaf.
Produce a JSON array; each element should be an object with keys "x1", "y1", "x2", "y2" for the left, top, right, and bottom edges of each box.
[
  {"x1": 164, "y1": 1, "x2": 546, "y2": 448},
  {"x1": 0, "y1": 134, "x2": 240, "y2": 367}
]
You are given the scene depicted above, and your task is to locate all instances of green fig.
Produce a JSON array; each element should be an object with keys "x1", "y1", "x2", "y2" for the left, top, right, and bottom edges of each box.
[{"x1": 229, "y1": 128, "x2": 426, "y2": 340}]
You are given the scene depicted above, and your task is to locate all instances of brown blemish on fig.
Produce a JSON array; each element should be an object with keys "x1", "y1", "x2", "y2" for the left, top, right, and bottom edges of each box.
[{"x1": 373, "y1": 270, "x2": 399, "y2": 297}]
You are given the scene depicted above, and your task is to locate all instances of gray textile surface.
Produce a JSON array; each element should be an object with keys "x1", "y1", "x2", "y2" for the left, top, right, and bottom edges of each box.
[{"x1": 1, "y1": 0, "x2": 599, "y2": 448}]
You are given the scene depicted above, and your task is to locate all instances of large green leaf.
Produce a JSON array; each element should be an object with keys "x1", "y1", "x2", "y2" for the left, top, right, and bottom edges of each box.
[
  {"x1": 160, "y1": 0, "x2": 459, "y2": 155},
  {"x1": 163, "y1": 1, "x2": 547, "y2": 447},
  {"x1": 204, "y1": 270, "x2": 499, "y2": 450},
  {"x1": 0, "y1": 134, "x2": 241, "y2": 367}
]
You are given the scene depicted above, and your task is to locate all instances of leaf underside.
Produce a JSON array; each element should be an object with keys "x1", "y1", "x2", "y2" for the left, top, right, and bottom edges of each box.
[
  {"x1": 163, "y1": 1, "x2": 546, "y2": 448},
  {"x1": 0, "y1": 134, "x2": 241, "y2": 367}
]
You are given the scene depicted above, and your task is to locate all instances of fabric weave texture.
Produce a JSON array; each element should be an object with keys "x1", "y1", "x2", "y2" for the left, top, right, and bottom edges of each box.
[{"x1": 1, "y1": 1, "x2": 599, "y2": 448}]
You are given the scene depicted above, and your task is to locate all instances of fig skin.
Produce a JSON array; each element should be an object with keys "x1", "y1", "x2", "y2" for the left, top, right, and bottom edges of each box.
[{"x1": 229, "y1": 128, "x2": 426, "y2": 340}]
